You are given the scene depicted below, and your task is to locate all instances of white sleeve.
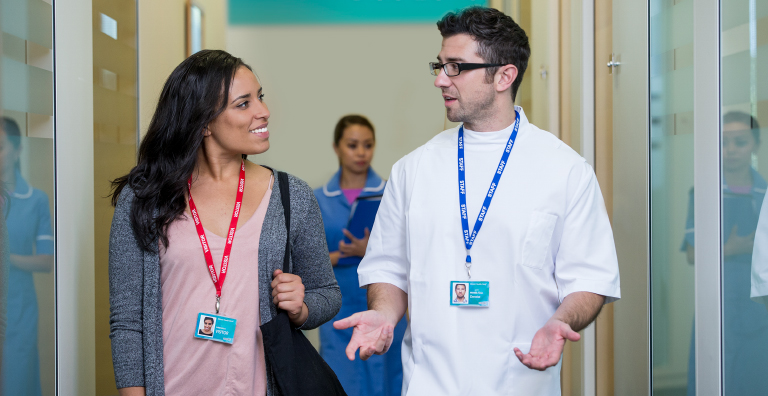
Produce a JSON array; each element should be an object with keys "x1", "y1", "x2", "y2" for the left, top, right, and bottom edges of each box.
[
  {"x1": 358, "y1": 159, "x2": 409, "y2": 293},
  {"x1": 555, "y1": 161, "x2": 621, "y2": 304},
  {"x1": 751, "y1": 193, "x2": 768, "y2": 300}
]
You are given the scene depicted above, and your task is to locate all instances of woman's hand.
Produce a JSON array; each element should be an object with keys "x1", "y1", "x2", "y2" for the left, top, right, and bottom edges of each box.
[
  {"x1": 339, "y1": 228, "x2": 370, "y2": 257},
  {"x1": 271, "y1": 269, "x2": 309, "y2": 326}
]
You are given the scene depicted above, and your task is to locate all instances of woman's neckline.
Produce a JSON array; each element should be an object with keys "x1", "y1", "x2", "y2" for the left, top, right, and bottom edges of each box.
[{"x1": 184, "y1": 175, "x2": 273, "y2": 239}]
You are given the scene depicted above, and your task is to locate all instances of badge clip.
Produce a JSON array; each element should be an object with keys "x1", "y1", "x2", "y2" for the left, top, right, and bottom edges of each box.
[{"x1": 465, "y1": 253, "x2": 472, "y2": 279}]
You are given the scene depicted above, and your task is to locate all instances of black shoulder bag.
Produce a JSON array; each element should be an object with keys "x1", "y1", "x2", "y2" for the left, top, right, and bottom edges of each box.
[{"x1": 259, "y1": 171, "x2": 347, "y2": 396}]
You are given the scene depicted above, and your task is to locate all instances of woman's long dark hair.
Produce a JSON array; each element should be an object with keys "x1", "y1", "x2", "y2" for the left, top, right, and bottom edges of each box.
[{"x1": 111, "y1": 50, "x2": 252, "y2": 251}]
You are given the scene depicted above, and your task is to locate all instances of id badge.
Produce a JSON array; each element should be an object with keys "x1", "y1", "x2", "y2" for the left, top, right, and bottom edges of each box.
[
  {"x1": 450, "y1": 281, "x2": 490, "y2": 307},
  {"x1": 194, "y1": 312, "x2": 237, "y2": 344}
]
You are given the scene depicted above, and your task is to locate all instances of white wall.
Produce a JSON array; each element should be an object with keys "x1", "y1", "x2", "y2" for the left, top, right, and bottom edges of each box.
[{"x1": 227, "y1": 24, "x2": 448, "y2": 188}]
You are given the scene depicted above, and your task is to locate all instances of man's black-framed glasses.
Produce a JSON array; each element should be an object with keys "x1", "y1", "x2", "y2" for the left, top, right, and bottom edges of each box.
[{"x1": 429, "y1": 62, "x2": 508, "y2": 77}]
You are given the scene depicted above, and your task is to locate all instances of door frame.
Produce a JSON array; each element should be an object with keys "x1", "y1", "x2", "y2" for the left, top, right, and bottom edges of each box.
[{"x1": 692, "y1": 0, "x2": 722, "y2": 394}]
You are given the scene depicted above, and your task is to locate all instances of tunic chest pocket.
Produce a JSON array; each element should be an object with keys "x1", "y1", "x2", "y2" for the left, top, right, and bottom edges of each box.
[{"x1": 521, "y1": 211, "x2": 557, "y2": 269}]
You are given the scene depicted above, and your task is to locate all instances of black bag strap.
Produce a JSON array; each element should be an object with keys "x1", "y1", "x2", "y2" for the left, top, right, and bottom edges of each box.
[{"x1": 278, "y1": 171, "x2": 291, "y2": 274}]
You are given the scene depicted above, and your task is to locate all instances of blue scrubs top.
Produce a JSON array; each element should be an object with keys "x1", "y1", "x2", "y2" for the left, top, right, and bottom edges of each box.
[
  {"x1": 682, "y1": 169, "x2": 768, "y2": 395},
  {"x1": 314, "y1": 168, "x2": 407, "y2": 396},
  {"x1": 2, "y1": 170, "x2": 53, "y2": 396}
]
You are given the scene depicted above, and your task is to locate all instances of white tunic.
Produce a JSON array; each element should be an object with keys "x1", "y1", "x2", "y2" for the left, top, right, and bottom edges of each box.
[{"x1": 358, "y1": 107, "x2": 621, "y2": 396}]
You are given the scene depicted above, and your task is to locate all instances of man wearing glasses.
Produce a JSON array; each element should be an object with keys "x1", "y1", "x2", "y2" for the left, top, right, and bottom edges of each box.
[{"x1": 335, "y1": 6, "x2": 620, "y2": 394}]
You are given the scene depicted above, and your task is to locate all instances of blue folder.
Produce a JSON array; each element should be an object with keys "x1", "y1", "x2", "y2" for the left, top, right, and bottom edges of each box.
[{"x1": 337, "y1": 194, "x2": 383, "y2": 266}]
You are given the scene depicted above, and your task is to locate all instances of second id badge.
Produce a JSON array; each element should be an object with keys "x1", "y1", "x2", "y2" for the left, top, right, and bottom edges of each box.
[
  {"x1": 194, "y1": 312, "x2": 237, "y2": 344},
  {"x1": 450, "y1": 281, "x2": 490, "y2": 307}
]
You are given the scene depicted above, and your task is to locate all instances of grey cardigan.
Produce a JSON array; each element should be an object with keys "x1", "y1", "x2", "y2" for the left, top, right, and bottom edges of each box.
[{"x1": 108, "y1": 172, "x2": 342, "y2": 396}]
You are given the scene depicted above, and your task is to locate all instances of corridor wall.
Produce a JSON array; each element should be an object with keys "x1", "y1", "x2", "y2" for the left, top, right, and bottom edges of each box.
[{"x1": 227, "y1": 24, "x2": 447, "y2": 189}]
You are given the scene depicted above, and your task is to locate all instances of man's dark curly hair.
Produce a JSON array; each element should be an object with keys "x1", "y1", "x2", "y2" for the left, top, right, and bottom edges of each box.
[{"x1": 437, "y1": 7, "x2": 530, "y2": 101}]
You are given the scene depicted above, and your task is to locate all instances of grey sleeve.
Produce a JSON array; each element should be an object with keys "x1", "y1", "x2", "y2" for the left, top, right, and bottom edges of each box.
[
  {"x1": 287, "y1": 175, "x2": 342, "y2": 330},
  {"x1": 108, "y1": 188, "x2": 146, "y2": 388}
]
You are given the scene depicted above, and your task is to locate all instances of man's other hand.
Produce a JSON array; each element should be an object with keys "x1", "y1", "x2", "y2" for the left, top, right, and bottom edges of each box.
[
  {"x1": 333, "y1": 310, "x2": 394, "y2": 361},
  {"x1": 514, "y1": 319, "x2": 580, "y2": 371}
]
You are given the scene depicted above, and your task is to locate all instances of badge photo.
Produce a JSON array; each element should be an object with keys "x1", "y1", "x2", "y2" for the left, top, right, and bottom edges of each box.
[
  {"x1": 450, "y1": 281, "x2": 490, "y2": 307},
  {"x1": 452, "y1": 282, "x2": 470, "y2": 304},
  {"x1": 194, "y1": 312, "x2": 237, "y2": 344},
  {"x1": 197, "y1": 315, "x2": 216, "y2": 338}
]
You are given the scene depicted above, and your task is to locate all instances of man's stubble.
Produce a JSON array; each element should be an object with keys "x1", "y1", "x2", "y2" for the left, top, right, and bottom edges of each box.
[{"x1": 446, "y1": 84, "x2": 496, "y2": 127}]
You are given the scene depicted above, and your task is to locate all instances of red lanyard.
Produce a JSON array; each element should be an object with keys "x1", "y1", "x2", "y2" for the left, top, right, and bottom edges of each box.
[{"x1": 188, "y1": 160, "x2": 246, "y2": 313}]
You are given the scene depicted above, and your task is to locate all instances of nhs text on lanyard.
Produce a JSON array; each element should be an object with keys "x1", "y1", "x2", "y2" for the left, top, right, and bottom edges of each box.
[{"x1": 452, "y1": 112, "x2": 520, "y2": 307}]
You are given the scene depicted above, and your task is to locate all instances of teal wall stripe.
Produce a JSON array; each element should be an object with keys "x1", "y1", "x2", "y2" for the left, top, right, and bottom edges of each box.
[{"x1": 229, "y1": 0, "x2": 488, "y2": 25}]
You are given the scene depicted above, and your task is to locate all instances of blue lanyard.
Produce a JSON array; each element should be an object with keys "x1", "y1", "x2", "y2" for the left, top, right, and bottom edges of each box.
[{"x1": 458, "y1": 111, "x2": 520, "y2": 278}]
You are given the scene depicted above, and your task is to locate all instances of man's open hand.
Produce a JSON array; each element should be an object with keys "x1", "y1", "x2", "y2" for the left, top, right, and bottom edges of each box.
[
  {"x1": 514, "y1": 319, "x2": 580, "y2": 371},
  {"x1": 333, "y1": 310, "x2": 394, "y2": 361}
]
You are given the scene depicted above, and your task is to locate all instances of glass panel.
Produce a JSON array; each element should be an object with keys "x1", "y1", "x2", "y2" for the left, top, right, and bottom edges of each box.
[
  {"x1": 0, "y1": 0, "x2": 56, "y2": 395},
  {"x1": 92, "y1": 0, "x2": 137, "y2": 394},
  {"x1": 722, "y1": 0, "x2": 768, "y2": 394},
  {"x1": 649, "y1": 0, "x2": 695, "y2": 395}
]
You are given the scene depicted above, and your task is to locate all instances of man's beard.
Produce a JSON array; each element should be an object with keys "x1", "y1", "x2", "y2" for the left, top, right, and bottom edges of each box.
[{"x1": 446, "y1": 87, "x2": 496, "y2": 125}]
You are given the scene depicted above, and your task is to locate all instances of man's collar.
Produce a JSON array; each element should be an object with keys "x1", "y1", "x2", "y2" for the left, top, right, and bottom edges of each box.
[{"x1": 514, "y1": 105, "x2": 530, "y2": 131}]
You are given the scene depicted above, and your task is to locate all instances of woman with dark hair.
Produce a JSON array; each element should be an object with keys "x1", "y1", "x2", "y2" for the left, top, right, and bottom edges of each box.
[
  {"x1": 313, "y1": 115, "x2": 406, "y2": 396},
  {"x1": 0, "y1": 116, "x2": 53, "y2": 396},
  {"x1": 109, "y1": 50, "x2": 341, "y2": 396}
]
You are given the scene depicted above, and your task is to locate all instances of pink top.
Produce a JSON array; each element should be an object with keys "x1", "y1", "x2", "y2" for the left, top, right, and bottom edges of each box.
[
  {"x1": 342, "y1": 188, "x2": 363, "y2": 204},
  {"x1": 160, "y1": 179, "x2": 272, "y2": 396}
]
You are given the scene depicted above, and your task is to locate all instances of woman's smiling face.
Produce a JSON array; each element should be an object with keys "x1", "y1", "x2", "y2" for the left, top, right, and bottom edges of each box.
[{"x1": 204, "y1": 66, "x2": 271, "y2": 156}]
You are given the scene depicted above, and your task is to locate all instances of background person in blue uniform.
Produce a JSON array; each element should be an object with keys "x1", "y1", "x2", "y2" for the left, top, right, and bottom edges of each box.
[
  {"x1": 682, "y1": 111, "x2": 768, "y2": 395},
  {"x1": 314, "y1": 115, "x2": 407, "y2": 396},
  {"x1": 0, "y1": 117, "x2": 53, "y2": 396}
]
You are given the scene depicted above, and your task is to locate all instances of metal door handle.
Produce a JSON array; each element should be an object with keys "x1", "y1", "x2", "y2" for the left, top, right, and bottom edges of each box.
[{"x1": 607, "y1": 53, "x2": 621, "y2": 74}]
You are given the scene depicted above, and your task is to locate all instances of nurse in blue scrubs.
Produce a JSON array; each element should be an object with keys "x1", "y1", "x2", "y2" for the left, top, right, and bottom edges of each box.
[
  {"x1": 0, "y1": 117, "x2": 53, "y2": 396},
  {"x1": 314, "y1": 115, "x2": 407, "y2": 396},
  {"x1": 683, "y1": 112, "x2": 768, "y2": 395}
]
